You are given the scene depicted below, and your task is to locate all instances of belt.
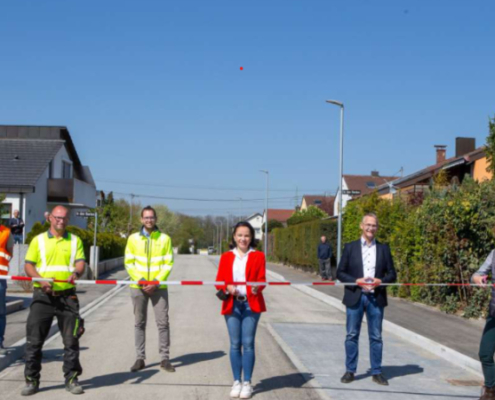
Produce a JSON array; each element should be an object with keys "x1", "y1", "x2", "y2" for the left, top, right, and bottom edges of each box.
[
  {"x1": 234, "y1": 295, "x2": 247, "y2": 302},
  {"x1": 35, "y1": 287, "x2": 76, "y2": 297}
]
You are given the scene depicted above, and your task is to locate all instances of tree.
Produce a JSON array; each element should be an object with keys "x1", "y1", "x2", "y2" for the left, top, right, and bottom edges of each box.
[
  {"x1": 262, "y1": 219, "x2": 284, "y2": 232},
  {"x1": 287, "y1": 205, "x2": 328, "y2": 226},
  {"x1": 485, "y1": 114, "x2": 495, "y2": 177}
]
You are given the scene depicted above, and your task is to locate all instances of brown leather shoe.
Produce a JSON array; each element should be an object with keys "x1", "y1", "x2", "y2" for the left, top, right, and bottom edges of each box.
[
  {"x1": 130, "y1": 359, "x2": 145, "y2": 372},
  {"x1": 160, "y1": 359, "x2": 176, "y2": 372},
  {"x1": 480, "y1": 386, "x2": 495, "y2": 400}
]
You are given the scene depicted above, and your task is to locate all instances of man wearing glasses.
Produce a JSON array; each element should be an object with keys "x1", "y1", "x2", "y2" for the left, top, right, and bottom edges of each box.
[
  {"x1": 337, "y1": 213, "x2": 397, "y2": 386},
  {"x1": 125, "y1": 206, "x2": 175, "y2": 373},
  {"x1": 22, "y1": 206, "x2": 86, "y2": 396}
]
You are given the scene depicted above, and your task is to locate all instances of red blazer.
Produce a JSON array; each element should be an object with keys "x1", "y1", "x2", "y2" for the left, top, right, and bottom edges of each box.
[{"x1": 215, "y1": 250, "x2": 267, "y2": 315}]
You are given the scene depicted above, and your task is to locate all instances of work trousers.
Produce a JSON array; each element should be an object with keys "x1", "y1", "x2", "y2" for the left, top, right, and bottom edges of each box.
[
  {"x1": 479, "y1": 316, "x2": 495, "y2": 388},
  {"x1": 25, "y1": 289, "x2": 82, "y2": 382},
  {"x1": 131, "y1": 288, "x2": 170, "y2": 361}
]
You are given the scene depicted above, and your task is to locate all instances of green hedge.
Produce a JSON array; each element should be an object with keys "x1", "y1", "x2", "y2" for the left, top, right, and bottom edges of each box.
[
  {"x1": 26, "y1": 223, "x2": 126, "y2": 262},
  {"x1": 271, "y1": 219, "x2": 337, "y2": 270}
]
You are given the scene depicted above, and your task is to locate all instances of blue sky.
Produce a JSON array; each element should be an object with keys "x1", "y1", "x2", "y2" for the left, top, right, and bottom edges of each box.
[{"x1": 1, "y1": 0, "x2": 494, "y2": 216}]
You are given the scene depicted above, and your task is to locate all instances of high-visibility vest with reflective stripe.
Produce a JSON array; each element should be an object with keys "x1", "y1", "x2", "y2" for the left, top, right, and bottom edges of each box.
[
  {"x1": 0, "y1": 226, "x2": 12, "y2": 276},
  {"x1": 125, "y1": 230, "x2": 174, "y2": 289},
  {"x1": 32, "y1": 232, "x2": 79, "y2": 291}
]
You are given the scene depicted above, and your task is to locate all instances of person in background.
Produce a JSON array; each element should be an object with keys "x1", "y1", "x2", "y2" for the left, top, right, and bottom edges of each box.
[
  {"x1": 317, "y1": 235, "x2": 333, "y2": 281},
  {"x1": 9, "y1": 209, "x2": 25, "y2": 244},
  {"x1": 215, "y1": 221, "x2": 266, "y2": 399},
  {"x1": 0, "y1": 223, "x2": 14, "y2": 355}
]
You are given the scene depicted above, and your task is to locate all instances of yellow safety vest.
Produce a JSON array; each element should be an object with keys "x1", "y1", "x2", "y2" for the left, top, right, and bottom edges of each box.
[{"x1": 125, "y1": 229, "x2": 174, "y2": 289}]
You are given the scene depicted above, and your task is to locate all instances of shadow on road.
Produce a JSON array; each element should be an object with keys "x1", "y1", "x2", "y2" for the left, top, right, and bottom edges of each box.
[
  {"x1": 254, "y1": 372, "x2": 314, "y2": 394},
  {"x1": 41, "y1": 347, "x2": 89, "y2": 363},
  {"x1": 355, "y1": 364, "x2": 424, "y2": 381},
  {"x1": 81, "y1": 370, "x2": 160, "y2": 389},
  {"x1": 170, "y1": 351, "x2": 226, "y2": 368}
]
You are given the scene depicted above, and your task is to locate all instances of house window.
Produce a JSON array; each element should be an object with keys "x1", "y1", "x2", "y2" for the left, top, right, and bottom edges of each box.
[
  {"x1": 314, "y1": 200, "x2": 322, "y2": 205},
  {"x1": 48, "y1": 160, "x2": 54, "y2": 178},
  {"x1": 366, "y1": 181, "x2": 376, "y2": 189},
  {"x1": 1, "y1": 203, "x2": 12, "y2": 226},
  {"x1": 62, "y1": 161, "x2": 72, "y2": 179}
]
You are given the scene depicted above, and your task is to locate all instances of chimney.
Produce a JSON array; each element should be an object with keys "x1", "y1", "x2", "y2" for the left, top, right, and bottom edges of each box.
[
  {"x1": 455, "y1": 137, "x2": 476, "y2": 157},
  {"x1": 371, "y1": 171, "x2": 379, "y2": 177},
  {"x1": 435, "y1": 145, "x2": 447, "y2": 164}
]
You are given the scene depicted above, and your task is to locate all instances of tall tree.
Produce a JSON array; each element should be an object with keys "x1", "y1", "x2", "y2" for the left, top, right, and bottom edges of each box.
[{"x1": 485, "y1": 114, "x2": 495, "y2": 178}]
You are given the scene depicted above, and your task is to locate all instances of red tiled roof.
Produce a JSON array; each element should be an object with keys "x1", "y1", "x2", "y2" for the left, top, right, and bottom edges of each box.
[
  {"x1": 302, "y1": 195, "x2": 335, "y2": 216},
  {"x1": 344, "y1": 175, "x2": 400, "y2": 196},
  {"x1": 266, "y1": 209, "x2": 294, "y2": 223}
]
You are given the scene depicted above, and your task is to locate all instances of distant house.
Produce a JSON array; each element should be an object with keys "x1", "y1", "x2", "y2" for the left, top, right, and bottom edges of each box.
[
  {"x1": 262, "y1": 209, "x2": 295, "y2": 229},
  {"x1": 377, "y1": 137, "x2": 492, "y2": 200},
  {"x1": 334, "y1": 171, "x2": 399, "y2": 215},
  {"x1": 300, "y1": 195, "x2": 335, "y2": 216},
  {"x1": 245, "y1": 212, "x2": 263, "y2": 240},
  {"x1": 0, "y1": 125, "x2": 97, "y2": 239}
]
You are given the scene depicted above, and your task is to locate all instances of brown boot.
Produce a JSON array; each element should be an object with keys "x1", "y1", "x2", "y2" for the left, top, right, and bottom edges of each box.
[{"x1": 480, "y1": 386, "x2": 495, "y2": 400}]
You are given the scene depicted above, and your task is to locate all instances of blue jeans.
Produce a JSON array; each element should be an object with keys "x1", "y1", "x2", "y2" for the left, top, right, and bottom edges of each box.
[
  {"x1": 0, "y1": 280, "x2": 7, "y2": 347},
  {"x1": 13, "y1": 234, "x2": 23, "y2": 244},
  {"x1": 345, "y1": 292, "x2": 384, "y2": 375},
  {"x1": 225, "y1": 300, "x2": 261, "y2": 382}
]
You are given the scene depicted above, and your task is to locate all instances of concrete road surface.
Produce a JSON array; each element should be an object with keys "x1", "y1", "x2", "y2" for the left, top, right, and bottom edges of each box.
[{"x1": 0, "y1": 255, "x2": 483, "y2": 399}]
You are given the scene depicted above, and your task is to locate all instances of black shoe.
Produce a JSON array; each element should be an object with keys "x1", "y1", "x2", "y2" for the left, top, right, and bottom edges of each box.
[
  {"x1": 340, "y1": 372, "x2": 355, "y2": 383},
  {"x1": 372, "y1": 373, "x2": 389, "y2": 386},
  {"x1": 21, "y1": 380, "x2": 39, "y2": 396},
  {"x1": 160, "y1": 359, "x2": 176, "y2": 372},
  {"x1": 65, "y1": 378, "x2": 84, "y2": 395},
  {"x1": 130, "y1": 359, "x2": 145, "y2": 372}
]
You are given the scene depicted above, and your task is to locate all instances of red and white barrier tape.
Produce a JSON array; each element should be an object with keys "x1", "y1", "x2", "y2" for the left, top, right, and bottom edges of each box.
[{"x1": 0, "y1": 275, "x2": 490, "y2": 287}]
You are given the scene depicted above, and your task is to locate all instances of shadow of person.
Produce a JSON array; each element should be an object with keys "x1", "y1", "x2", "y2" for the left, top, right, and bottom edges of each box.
[
  {"x1": 81, "y1": 370, "x2": 159, "y2": 389},
  {"x1": 254, "y1": 372, "x2": 315, "y2": 394},
  {"x1": 355, "y1": 364, "x2": 424, "y2": 381},
  {"x1": 41, "y1": 347, "x2": 89, "y2": 364},
  {"x1": 170, "y1": 351, "x2": 226, "y2": 368}
]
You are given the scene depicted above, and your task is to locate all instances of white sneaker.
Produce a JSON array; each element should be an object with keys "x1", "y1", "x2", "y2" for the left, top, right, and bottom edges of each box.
[
  {"x1": 240, "y1": 381, "x2": 253, "y2": 399},
  {"x1": 230, "y1": 380, "x2": 242, "y2": 398}
]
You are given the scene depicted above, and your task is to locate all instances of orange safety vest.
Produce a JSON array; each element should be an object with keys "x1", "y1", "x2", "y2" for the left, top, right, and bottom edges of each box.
[{"x1": 0, "y1": 226, "x2": 12, "y2": 276}]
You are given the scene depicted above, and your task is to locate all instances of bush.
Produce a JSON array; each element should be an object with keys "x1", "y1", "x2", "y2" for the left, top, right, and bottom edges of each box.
[
  {"x1": 262, "y1": 219, "x2": 284, "y2": 233},
  {"x1": 178, "y1": 241, "x2": 191, "y2": 254},
  {"x1": 287, "y1": 206, "x2": 328, "y2": 226}
]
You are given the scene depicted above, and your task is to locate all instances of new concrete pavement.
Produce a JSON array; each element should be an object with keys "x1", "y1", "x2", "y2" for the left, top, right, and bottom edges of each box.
[{"x1": 0, "y1": 255, "x2": 483, "y2": 399}]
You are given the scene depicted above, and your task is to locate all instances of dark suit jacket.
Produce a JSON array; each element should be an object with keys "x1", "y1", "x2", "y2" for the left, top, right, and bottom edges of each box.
[{"x1": 337, "y1": 239, "x2": 397, "y2": 308}]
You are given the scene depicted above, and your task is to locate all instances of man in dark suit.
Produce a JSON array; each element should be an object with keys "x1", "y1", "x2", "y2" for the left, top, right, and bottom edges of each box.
[{"x1": 337, "y1": 213, "x2": 397, "y2": 386}]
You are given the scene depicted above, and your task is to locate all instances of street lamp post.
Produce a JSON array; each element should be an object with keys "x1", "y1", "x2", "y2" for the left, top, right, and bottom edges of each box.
[
  {"x1": 326, "y1": 99, "x2": 344, "y2": 265},
  {"x1": 260, "y1": 170, "x2": 269, "y2": 255}
]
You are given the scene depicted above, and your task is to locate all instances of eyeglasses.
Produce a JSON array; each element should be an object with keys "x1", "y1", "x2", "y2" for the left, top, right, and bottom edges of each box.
[
  {"x1": 363, "y1": 224, "x2": 377, "y2": 229},
  {"x1": 142, "y1": 217, "x2": 156, "y2": 220},
  {"x1": 51, "y1": 216, "x2": 68, "y2": 221}
]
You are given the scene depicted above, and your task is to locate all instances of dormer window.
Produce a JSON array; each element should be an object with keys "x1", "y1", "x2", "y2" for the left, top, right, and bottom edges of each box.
[
  {"x1": 62, "y1": 160, "x2": 72, "y2": 179},
  {"x1": 366, "y1": 181, "x2": 376, "y2": 189}
]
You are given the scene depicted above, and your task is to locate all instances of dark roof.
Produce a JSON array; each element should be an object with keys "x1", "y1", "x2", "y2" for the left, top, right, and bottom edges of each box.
[
  {"x1": 302, "y1": 195, "x2": 335, "y2": 216},
  {"x1": 265, "y1": 209, "x2": 294, "y2": 223},
  {"x1": 0, "y1": 139, "x2": 64, "y2": 191},
  {"x1": 344, "y1": 174, "x2": 400, "y2": 196},
  {"x1": 377, "y1": 146, "x2": 487, "y2": 194}
]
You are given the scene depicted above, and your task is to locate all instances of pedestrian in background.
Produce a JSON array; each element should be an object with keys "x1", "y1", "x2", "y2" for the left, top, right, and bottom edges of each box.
[
  {"x1": 317, "y1": 235, "x2": 333, "y2": 280},
  {"x1": 125, "y1": 206, "x2": 175, "y2": 373},
  {"x1": 472, "y1": 249, "x2": 495, "y2": 400},
  {"x1": 0, "y1": 223, "x2": 14, "y2": 356},
  {"x1": 337, "y1": 213, "x2": 397, "y2": 386},
  {"x1": 215, "y1": 221, "x2": 266, "y2": 399},
  {"x1": 9, "y1": 209, "x2": 24, "y2": 244}
]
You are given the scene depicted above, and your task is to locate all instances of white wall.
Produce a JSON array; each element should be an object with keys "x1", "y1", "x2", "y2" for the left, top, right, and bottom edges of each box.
[
  {"x1": 246, "y1": 214, "x2": 263, "y2": 240},
  {"x1": 52, "y1": 146, "x2": 72, "y2": 178},
  {"x1": 334, "y1": 179, "x2": 352, "y2": 216}
]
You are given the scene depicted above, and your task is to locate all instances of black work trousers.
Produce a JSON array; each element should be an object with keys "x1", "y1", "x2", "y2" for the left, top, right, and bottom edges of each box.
[{"x1": 25, "y1": 289, "x2": 83, "y2": 382}]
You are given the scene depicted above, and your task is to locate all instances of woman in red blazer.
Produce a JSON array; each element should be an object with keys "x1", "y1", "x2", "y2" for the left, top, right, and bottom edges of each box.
[{"x1": 216, "y1": 221, "x2": 266, "y2": 399}]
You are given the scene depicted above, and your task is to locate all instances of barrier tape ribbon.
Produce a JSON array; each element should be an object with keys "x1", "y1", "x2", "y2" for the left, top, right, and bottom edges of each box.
[{"x1": 0, "y1": 275, "x2": 490, "y2": 287}]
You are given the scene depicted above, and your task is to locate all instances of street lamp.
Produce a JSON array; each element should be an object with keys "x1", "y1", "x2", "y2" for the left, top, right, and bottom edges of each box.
[
  {"x1": 326, "y1": 99, "x2": 344, "y2": 265},
  {"x1": 260, "y1": 170, "x2": 269, "y2": 255}
]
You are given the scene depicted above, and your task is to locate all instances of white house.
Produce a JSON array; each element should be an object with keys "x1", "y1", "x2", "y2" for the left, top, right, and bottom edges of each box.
[
  {"x1": 0, "y1": 125, "x2": 97, "y2": 241},
  {"x1": 245, "y1": 213, "x2": 263, "y2": 240}
]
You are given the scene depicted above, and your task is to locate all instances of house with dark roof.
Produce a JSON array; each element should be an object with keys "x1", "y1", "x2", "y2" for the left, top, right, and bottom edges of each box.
[
  {"x1": 376, "y1": 137, "x2": 492, "y2": 200},
  {"x1": 334, "y1": 171, "x2": 399, "y2": 215},
  {"x1": 300, "y1": 195, "x2": 335, "y2": 216},
  {"x1": 0, "y1": 125, "x2": 97, "y2": 238}
]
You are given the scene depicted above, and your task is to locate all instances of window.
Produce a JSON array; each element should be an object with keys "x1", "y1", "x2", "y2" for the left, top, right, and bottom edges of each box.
[
  {"x1": 62, "y1": 161, "x2": 72, "y2": 179},
  {"x1": 48, "y1": 160, "x2": 54, "y2": 178},
  {"x1": 314, "y1": 200, "x2": 322, "y2": 205},
  {"x1": 366, "y1": 181, "x2": 376, "y2": 189},
  {"x1": 1, "y1": 203, "x2": 12, "y2": 225}
]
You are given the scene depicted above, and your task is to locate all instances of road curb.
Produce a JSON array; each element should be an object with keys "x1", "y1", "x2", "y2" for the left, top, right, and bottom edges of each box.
[
  {"x1": 6, "y1": 300, "x2": 24, "y2": 315},
  {"x1": 0, "y1": 282, "x2": 128, "y2": 375},
  {"x1": 266, "y1": 269, "x2": 483, "y2": 378}
]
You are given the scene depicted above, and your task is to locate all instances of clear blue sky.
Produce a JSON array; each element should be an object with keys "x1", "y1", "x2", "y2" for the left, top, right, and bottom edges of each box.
[{"x1": 1, "y1": 0, "x2": 494, "y2": 216}]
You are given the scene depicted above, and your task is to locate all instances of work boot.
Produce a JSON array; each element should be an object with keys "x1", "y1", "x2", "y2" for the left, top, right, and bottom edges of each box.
[
  {"x1": 480, "y1": 386, "x2": 495, "y2": 400},
  {"x1": 130, "y1": 359, "x2": 145, "y2": 372},
  {"x1": 21, "y1": 380, "x2": 39, "y2": 396},
  {"x1": 160, "y1": 359, "x2": 176, "y2": 372},
  {"x1": 65, "y1": 377, "x2": 84, "y2": 395},
  {"x1": 340, "y1": 372, "x2": 355, "y2": 383}
]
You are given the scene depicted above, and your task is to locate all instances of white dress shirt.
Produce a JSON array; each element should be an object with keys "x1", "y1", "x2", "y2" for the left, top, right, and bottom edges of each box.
[
  {"x1": 361, "y1": 237, "x2": 377, "y2": 292},
  {"x1": 232, "y1": 248, "x2": 254, "y2": 296}
]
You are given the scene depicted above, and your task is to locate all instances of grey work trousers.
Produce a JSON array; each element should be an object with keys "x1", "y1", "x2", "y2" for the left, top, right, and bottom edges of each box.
[
  {"x1": 130, "y1": 288, "x2": 170, "y2": 361},
  {"x1": 319, "y1": 258, "x2": 334, "y2": 279}
]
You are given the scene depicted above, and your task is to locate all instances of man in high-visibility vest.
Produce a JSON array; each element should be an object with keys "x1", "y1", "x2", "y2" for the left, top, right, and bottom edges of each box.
[
  {"x1": 22, "y1": 206, "x2": 86, "y2": 396},
  {"x1": 125, "y1": 205, "x2": 175, "y2": 373},
  {"x1": 0, "y1": 223, "x2": 14, "y2": 356}
]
